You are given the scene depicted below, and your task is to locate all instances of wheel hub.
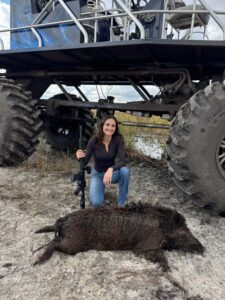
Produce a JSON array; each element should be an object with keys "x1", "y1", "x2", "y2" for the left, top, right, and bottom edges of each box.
[{"x1": 216, "y1": 133, "x2": 225, "y2": 179}]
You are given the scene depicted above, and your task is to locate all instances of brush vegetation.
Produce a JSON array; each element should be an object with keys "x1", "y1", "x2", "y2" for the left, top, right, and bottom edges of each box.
[{"x1": 115, "y1": 112, "x2": 169, "y2": 159}]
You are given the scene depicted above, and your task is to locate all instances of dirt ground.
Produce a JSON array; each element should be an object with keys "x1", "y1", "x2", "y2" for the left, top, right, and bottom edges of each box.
[{"x1": 0, "y1": 155, "x2": 225, "y2": 300}]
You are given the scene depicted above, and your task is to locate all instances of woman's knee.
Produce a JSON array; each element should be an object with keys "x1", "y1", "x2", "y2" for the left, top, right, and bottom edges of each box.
[{"x1": 119, "y1": 166, "x2": 130, "y2": 178}]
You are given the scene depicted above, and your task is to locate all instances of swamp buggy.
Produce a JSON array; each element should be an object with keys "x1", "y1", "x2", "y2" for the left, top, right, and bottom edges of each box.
[{"x1": 0, "y1": 0, "x2": 225, "y2": 214}]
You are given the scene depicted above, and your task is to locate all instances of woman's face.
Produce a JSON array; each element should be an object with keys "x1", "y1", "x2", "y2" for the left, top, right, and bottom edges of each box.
[{"x1": 103, "y1": 118, "x2": 117, "y2": 137}]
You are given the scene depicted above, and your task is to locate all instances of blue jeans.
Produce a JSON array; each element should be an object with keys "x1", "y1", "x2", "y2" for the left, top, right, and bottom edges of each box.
[{"x1": 89, "y1": 167, "x2": 130, "y2": 208}]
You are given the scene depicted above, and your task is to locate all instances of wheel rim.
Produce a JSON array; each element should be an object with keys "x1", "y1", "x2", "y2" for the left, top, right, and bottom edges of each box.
[{"x1": 216, "y1": 132, "x2": 225, "y2": 179}]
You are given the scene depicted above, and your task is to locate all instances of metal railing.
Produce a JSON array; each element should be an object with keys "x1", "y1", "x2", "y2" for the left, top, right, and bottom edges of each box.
[{"x1": 0, "y1": 0, "x2": 225, "y2": 50}]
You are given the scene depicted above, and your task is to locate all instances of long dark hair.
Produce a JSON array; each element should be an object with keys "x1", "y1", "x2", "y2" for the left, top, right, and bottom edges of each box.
[{"x1": 94, "y1": 115, "x2": 122, "y2": 144}]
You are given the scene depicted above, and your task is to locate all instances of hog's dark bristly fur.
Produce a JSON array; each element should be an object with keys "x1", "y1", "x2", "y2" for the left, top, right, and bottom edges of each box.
[{"x1": 34, "y1": 202, "x2": 204, "y2": 271}]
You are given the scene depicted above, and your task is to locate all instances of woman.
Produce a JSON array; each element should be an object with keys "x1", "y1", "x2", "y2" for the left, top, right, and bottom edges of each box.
[{"x1": 76, "y1": 115, "x2": 130, "y2": 208}]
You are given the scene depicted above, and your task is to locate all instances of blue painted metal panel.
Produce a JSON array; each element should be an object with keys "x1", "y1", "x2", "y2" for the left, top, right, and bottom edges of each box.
[{"x1": 10, "y1": 0, "x2": 80, "y2": 49}]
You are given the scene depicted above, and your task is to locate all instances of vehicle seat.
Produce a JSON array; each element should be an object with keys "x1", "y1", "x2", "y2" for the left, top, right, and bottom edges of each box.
[{"x1": 166, "y1": 4, "x2": 210, "y2": 30}]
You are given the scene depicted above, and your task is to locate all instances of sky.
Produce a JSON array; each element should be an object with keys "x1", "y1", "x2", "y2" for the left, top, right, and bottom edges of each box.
[{"x1": 0, "y1": 0, "x2": 224, "y2": 100}]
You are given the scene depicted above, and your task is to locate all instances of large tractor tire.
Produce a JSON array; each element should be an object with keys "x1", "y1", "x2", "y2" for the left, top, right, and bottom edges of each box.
[
  {"x1": 0, "y1": 78, "x2": 43, "y2": 166},
  {"x1": 44, "y1": 94, "x2": 94, "y2": 151},
  {"x1": 167, "y1": 81, "x2": 225, "y2": 214}
]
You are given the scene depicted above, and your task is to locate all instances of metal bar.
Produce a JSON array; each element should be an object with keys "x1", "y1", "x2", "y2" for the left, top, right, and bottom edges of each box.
[
  {"x1": 80, "y1": 8, "x2": 225, "y2": 16},
  {"x1": 94, "y1": 4, "x2": 98, "y2": 43},
  {"x1": 115, "y1": 0, "x2": 145, "y2": 39},
  {"x1": 128, "y1": 79, "x2": 150, "y2": 102},
  {"x1": 190, "y1": 0, "x2": 197, "y2": 40},
  {"x1": 138, "y1": 84, "x2": 154, "y2": 100},
  {"x1": 119, "y1": 121, "x2": 170, "y2": 129},
  {"x1": 57, "y1": 0, "x2": 89, "y2": 43},
  {"x1": 31, "y1": 0, "x2": 56, "y2": 47},
  {"x1": 0, "y1": 9, "x2": 223, "y2": 34},
  {"x1": 8, "y1": 68, "x2": 190, "y2": 77},
  {"x1": 31, "y1": 0, "x2": 55, "y2": 24},
  {"x1": 41, "y1": 114, "x2": 94, "y2": 123},
  {"x1": 82, "y1": 8, "x2": 225, "y2": 16},
  {"x1": 30, "y1": 28, "x2": 43, "y2": 48},
  {"x1": 42, "y1": 115, "x2": 170, "y2": 129},
  {"x1": 163, "y1": 0, "x2": 171, "y2": 40},
  {"x1": 53, "y1": 79, "x2": 74, "y2": 101},
  {"x1": 74, "y1": 85, "x2": 89, "y2": 102},
  {"x1": 45, "y1": 98, "x2": 180, "y2": 115},
  {"x1": 124, "y1": 0, "x2": 131, "y2": 40}
]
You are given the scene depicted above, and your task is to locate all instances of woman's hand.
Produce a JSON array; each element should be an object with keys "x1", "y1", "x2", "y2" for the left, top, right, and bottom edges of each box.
[
  {"x1": 103, "y1": 167, "x2": 113, "y2": 185},
  {"x1": 76, "y1": 149, "x2": 85, "y2": 160}
]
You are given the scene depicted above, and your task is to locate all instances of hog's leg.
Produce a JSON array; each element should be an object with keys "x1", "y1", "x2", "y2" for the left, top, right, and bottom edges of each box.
[
  {"x1": 33, "y1": 239, "x2": 59, "y2": 265},
  {"x1": 134, "y1": 249, "x2": 169, "y2": 272}
]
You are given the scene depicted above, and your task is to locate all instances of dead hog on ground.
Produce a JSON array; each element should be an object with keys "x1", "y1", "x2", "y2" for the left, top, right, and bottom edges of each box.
[{"x1": 34, "y1": 203, "x2": 204, "y2": 271}]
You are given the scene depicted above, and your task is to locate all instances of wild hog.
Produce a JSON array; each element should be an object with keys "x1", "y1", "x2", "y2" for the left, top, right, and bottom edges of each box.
[{"x1": 34, "y1": 202, "x2": 204, "y2": 271}]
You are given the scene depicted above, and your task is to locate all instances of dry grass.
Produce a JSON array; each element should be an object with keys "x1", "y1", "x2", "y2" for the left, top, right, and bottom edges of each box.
[{"x1": 21, "y1": 138, "x2": 76, "y2": 174}]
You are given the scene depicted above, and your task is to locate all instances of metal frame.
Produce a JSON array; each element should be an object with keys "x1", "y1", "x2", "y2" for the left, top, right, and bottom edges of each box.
[
  {"x1": 0, "y1": 0, "x2": 225, "y2": 121},
  {"x1": 40, "y1": 97, "x2": 180, "y2": 116},
  {"x1": 0, "y1": 0, "x2": 225, "y2": 50}
]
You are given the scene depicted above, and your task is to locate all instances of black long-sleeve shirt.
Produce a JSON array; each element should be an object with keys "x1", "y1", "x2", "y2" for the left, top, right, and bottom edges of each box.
[{"x1": 84, "y1": 135, "x2": 126, "y2": 172}]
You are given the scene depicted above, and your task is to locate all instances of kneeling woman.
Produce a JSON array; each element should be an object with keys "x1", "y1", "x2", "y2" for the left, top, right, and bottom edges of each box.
[{"x1": 76, "y1": 115, "x2": 130, "y2": 208}]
